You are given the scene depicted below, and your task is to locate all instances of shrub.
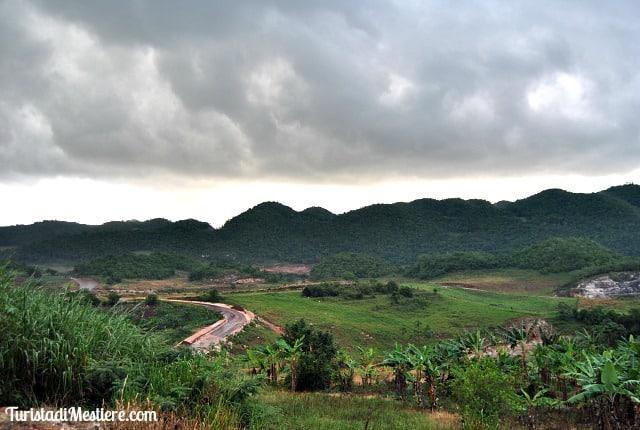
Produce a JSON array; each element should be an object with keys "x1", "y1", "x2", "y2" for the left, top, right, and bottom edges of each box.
[
  {"x1": 310, "y1": 253, "x2": 395, "y2": 280},
  {"x1": 450, "y1": 357, "x2": 520, "y2": 429},
  {"x1": 145, "y1": 293, "x2": 159, "y2": 306},
  {"x1": 107, "y1": 291, "x2": 120, "y2": 306},
  {"x1": 202, "y1": 288, "x2": 222, "y2": 302}
]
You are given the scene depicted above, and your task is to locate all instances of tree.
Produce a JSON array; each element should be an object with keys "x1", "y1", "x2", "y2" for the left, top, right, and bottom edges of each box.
[
  {"x1": 282, "y1": 319, "x2": 337, "y2": 391},
  {"x1": 203, "y1": 288, "x2": 222, "y2": 303},
  {"x1": 106, "y1": 291, "x2": 120, "y2": 306},
  {"x1": 457, "y1": 328, "x2": 490, "y2": 358},
  {"x1": 357, "y1": 347, "x2": 377, "y2": 388},
  {"x1": 276, "y1": 336, "x2": 305, "y2": 392},
  {"x1": 263, "y1": 343, "x2": 281, "y2": 385},
  {"x1": 145, "y1": 293, "x2": 159, "y2": 306},
  {"x1": 335, "y1": 349, "x2": 358, "y2": 392},
  {"x1": 381, "y1": 343, "x2": 410, "y2": 400},
  {"x1": 519, "y1": 388, "x2": 558, "y2": 430}
]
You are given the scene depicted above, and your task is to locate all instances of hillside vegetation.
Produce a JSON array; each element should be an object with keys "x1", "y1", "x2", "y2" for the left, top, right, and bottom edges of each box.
[
  {"x1": 406, "y1": 237, "x2": 640, "y2": 282},
  {"x1": 74, "y1": 252, "x2": 199, "y2": 283},
  {"x1": 1, "y1": 184, "x2": 639, "y2": 266}
]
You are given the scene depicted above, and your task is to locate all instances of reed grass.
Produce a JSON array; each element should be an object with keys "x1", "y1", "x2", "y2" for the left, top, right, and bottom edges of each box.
[
  {"x1": 0, "y1": 267, "x2": 160, "y2": 407},
  {"x1": 1, "y1": 266, "x2": 269, "y2": 428}
]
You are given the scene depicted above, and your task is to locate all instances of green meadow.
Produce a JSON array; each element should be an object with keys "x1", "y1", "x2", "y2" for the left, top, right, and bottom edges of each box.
[
  {"x1": 255, "y1": 391, "x2": 456, "y2": 430},
  {"x1": 226, "y1": 281, "x2": 577, "y2": 352}
]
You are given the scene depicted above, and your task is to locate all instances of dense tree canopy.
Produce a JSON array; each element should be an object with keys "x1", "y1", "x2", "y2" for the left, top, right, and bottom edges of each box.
[{"x1": 2, "y1": 185, "x2": 640, "y2": 265}]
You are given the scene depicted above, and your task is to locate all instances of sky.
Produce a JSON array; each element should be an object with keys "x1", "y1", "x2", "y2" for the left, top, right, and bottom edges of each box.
[{"x1": 1, "y1": 0, "x2": 639, "y2": 227}]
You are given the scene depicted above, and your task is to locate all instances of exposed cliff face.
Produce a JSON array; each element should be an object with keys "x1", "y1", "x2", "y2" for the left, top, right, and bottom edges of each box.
[{"x1": 573, "y1": 272, "x2": 640, "y2": 298}]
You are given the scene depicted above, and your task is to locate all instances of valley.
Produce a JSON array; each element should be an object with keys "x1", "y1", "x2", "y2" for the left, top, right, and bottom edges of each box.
[{"x1": 2, "y1": 185, "x2": 640, "y2": 429}]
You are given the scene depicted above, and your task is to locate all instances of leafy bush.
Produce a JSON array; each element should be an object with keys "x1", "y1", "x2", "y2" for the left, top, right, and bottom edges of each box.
[
  {"x1": 188, "y1": 260, "x2": 267, "y2": 282},
  {"x1": 120, "y1": 352, "x2": 266, "y2": 428},
  {"x1": 107, "y1": 291, "x2": 120, "y2": 306},
  {"x1": 450, "y1": 357, "x2": 520, "y2": 429},
  {"x1": 145, "y1": 293, "x2": 159, "y2": 306},
  {"x1": 202, "y1": 288, "x2": 223, "y2": 302},
  {"x1": 302, "y1": 283, "x2": 341, "y2": 298}
]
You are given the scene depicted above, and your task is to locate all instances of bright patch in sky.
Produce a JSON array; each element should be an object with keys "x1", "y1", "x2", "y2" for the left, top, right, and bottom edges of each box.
[
  {"x1": 527, "y1": 72, "x2": 594, "y2": 120},
  {"x1": 379, "y1": 73, "x2": 415, "y2": 106}
]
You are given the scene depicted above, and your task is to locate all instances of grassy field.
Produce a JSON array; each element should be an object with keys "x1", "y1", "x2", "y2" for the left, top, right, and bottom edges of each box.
[
  {"x1": 225, "y1": 283, "x2": 577, "y2": 352},
  {"x1": 431, "y1": 268, "x2": 574, "y2": 295},
  {"x1": 256, "y1": 391, "x2": 457, "y2": 430}
]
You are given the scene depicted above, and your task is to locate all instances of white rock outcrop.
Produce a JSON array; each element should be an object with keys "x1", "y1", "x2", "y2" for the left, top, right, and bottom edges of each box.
[{"x1": 573, "y1": 272, "x2": 640, "y2": 298}]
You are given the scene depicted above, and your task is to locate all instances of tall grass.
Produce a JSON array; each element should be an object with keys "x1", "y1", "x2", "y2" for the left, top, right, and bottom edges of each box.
[
  {"x1": 119, "y1": 352, "x2": 267, "y2": 429},
  {"x1": 0, "y1": 267, "x2": 267, "y2": 429},
  {"x1": 0, "y1": 267, "x2": 159, "y2": 406}
]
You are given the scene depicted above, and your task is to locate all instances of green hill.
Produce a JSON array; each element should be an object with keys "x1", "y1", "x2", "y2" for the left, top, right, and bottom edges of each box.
[
  {"x1": 2, "y1": 184, "x2": 640, "y2": 265},
  {"x1": 0, "y1": 220, "x2": 91, "y2": 246},
  {"x1": 600, "y1": 183, "x2": 640, "y2": 208},
  {"x1": 502, "y1": 188, "x2": 640, "y2": 254},
  {"x1": 3, "y1": 218, "x2": 217, "y2": 264}
]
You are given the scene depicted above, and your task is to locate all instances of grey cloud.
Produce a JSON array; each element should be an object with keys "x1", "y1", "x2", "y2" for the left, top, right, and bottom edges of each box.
[{"x1": 1, "y1": 0, "x2": 639, "y2": 182}]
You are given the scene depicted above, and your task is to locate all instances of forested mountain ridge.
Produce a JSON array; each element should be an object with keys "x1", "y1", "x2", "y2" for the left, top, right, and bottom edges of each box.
[
  {"x1": 0, "y1": 220, "x2": 91, "y2": 246},
  {"x1": 600, "y1": 183, "x2": 640, "y2": 208},
  {"x1": 1, "y1": 185, "x2": 639, "y2": 265},
  {"x1": 2, "y1": 218, "x2": 216, "y2": 263}
]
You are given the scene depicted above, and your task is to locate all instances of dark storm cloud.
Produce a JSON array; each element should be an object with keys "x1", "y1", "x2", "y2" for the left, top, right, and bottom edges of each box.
[{"x1": 1, "y1": 0, "x2": 638, "y2": 181}]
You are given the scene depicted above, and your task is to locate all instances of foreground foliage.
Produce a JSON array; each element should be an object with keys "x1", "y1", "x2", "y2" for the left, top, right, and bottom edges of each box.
[
  {"x1": 0, "y1": 267, "x2": 264, "y2": 428},
  {"x1": 0, "y1": 268, "x2": 158, "y2": 406}
]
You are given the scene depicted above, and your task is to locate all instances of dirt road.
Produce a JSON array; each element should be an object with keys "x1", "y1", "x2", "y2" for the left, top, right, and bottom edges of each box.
[{"x1": 167, "y1": 300, "x2": 255, "y2": 350}]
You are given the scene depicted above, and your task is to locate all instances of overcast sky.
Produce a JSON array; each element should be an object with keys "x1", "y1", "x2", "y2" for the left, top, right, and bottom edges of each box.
[{"x1": 1, "y1": 0, "x2": 639, "y2": 227}]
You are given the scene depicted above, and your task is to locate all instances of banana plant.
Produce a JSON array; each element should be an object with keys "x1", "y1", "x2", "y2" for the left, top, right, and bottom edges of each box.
[
  {"x1": 406, "y1": 344, "x2": 443, "y2": 411},
  {"x1": 246, "y1": 346, "x2": 267, "y2": 376},
  {"x1": 276, "y1": 336, "x2": 305, "y2": 392},
  {"x1": 566, "y1": 348, "x2": 640, "y2": 429},
  {"x1": 381, "y1": 343, "x2": 410, "y2": 400},
  {"x1": 519, "y1": 388, "x2": 559, "y2": 430},
  {"x1": 335, "y1": 349, "x2": 358, "y2": 392},
  {"x1": 357, "y1": 346, "x2": 377, "y2": 388},
  {"x1": 497, "y1": 321, "x2": 539, "y2": 376},
  {"x1": 456, "y1": 327, "x2": 491, "y2": 358},
  {"x1": 262, "y1": 343, "x2": 281, "y2": 385}
]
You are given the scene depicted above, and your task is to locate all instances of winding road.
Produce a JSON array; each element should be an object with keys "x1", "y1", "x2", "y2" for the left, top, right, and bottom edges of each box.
[{"x1": 167, "y1": 300, "x2": 256, "y2": 350}]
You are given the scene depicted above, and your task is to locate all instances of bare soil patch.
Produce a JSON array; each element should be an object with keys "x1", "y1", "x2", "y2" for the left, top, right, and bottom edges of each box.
[
  {"x1": 256, "y1": 316, "x2": 284, "y2": 335},
  {"x1": 436, "y1": 270, "x2": 565, "y2": 295},
  {"x1": 261, "y1": 264, "x2": 312, "y2": 275}
]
